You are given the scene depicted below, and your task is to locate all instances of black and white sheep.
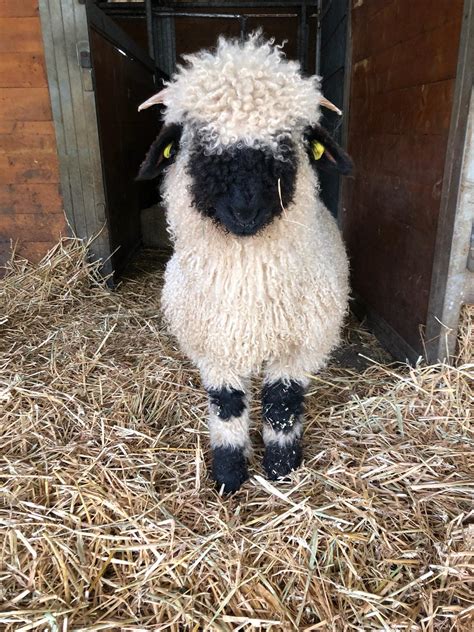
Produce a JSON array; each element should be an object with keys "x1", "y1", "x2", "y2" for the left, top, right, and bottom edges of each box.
[{"x1": 137, "y1": 35, "x2": 353, "y2": 493}]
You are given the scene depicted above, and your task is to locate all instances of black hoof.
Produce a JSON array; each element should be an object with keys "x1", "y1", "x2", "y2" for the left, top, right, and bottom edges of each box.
[
  {"x1": 212, "y1": 446, "x2": 249, "y2": 494},
  {"x1": 263, "y1": 441, "x2": 302, "y2": 481}
]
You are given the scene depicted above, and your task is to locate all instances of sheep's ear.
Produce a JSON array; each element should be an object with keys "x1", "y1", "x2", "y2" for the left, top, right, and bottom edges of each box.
[
  {"x1": 136, "y1": 124, "x2": 182, "y2": 181},
  {"x1": 305, "y1": 125, "x2": 353, "y2": 175}
]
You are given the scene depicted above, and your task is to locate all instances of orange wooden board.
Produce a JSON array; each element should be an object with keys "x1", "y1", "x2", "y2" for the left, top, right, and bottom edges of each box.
[
  {"x1": 0, "y1": 87, "x2": 53, "y2": 121},
  {"x1": 0, "y1": 52, "x2": 47, "y2": 87},
  {"x1": 0, "y1": 152, "x2": 60, "y2": 185},
  {"x1": 0, "y1": 1, "x2": 39, "y2": 18},
  {"x1": 0, "y1": 183, "x2": 63, "y2": 215},
  {"x1": 0, "y1": 18, "x2": 44, "y2": 53}
]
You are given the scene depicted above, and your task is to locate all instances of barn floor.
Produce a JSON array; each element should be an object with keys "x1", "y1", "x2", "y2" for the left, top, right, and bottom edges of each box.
[{"x1": 1, "y1": 240, "x2": 473, "y2": 631}]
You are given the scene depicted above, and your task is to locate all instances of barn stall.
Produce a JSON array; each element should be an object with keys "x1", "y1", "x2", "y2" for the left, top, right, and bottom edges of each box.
[{"x1": 0, "y1": 1, "x2": 473, "y2": 629}]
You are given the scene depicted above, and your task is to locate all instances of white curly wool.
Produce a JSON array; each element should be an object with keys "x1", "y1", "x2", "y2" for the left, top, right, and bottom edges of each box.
[
  {"x1": 158, "y1": 37, "x2": 350, "y2": 389},
  {"x1": 162, "y1": 34, "x2": 323, "y2": 150},
  {"x1": 161, "y1": 147, "x2": 349, "y2": 388}
]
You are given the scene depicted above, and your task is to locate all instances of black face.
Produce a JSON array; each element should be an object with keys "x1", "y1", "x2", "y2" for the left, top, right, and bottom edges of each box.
[
  {"x1": 187, "y1": 139, "x2": 298, "y2": 236},
  {"x1": 137, "y1": 124, "x2": 353, "y2": 235}
]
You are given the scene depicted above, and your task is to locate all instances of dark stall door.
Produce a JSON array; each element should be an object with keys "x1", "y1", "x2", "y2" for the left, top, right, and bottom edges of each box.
[{"x1": 87, "y1": 2, "x2": 163, "y2": 275}]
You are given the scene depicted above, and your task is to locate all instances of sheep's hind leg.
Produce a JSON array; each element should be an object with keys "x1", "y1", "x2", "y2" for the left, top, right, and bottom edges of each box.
[
  {"x1": 261, "y1": 371, "x2": 307, "y2": 480},
  {"x1": 206, "y1": 383, "x2": 250, "y2": 493}
]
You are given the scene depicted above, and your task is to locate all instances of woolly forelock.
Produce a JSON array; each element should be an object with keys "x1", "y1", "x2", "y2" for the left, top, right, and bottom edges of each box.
[{"x1": 162, "y1": 34, "x2": 323, "y2": 150}]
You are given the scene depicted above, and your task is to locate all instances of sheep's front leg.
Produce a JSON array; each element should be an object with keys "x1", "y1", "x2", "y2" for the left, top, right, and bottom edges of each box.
[
  {"x1": 206, "y1": 383, "x2": 250, "y2": 493},
  {"x1": 261, "y1": 371, "x2": 307, "y2": 480}
]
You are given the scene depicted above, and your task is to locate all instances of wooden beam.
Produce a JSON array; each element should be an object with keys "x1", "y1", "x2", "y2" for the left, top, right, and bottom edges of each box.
[{"x1": 425, "y1": 0, "x2": 474, "y2": 361}]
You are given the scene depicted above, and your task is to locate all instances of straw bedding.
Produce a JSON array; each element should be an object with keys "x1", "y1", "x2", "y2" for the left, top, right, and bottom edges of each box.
[{"x1": 1, "y1": 240, "x2": 472, "y2": 631}]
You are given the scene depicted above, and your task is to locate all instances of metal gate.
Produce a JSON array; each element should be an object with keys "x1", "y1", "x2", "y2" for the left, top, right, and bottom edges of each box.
[{"x1": 142, "y1": 0, "x2": 320, "y2": 77}]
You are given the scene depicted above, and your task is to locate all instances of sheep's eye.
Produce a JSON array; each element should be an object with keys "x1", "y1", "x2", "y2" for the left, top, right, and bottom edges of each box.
[
  {"x1": 311, "y1": 141, "x2": 325, "y2": 161},
  {"x1": 163, "y1": 142, "x2": 174, "y2": 159}
]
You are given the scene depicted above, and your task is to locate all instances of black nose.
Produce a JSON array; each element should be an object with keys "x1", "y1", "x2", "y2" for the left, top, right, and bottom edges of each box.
[
  {"x1": 229, "y1": 188, "x2": 260, "y2": 225},
  {"x1": 231, "y1": 204, "x2": 259, "y2": 225}
]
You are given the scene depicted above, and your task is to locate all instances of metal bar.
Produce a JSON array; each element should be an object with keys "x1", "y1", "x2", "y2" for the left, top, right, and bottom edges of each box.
[
  {"x1": 98, "y1": 2, "x2": 146, "y2": 17},
  {"x1": 153, "y1": 1, "x2": 318, "y2": 7},
  {"x1": 153, "y1": 12, "x2": 299, "y2": 19},
  {"x1": 239, "y1": 15, "x2": 247, "y2": 42},
  {"x1": 154, "y1": 7, "x2": 176, "y2": 76},
  {"x1": 338, "y1": 0, "x2": 352, "y2": 225},
  {"x1": 145, "y1": 0, "x2": 154, "y2": 59},
  {"x1": 298, "y1": 1, "x2": 308, "y2": 71},
  {"x1": 315, "y1": 0, "x2": 322, "y2": 74}
]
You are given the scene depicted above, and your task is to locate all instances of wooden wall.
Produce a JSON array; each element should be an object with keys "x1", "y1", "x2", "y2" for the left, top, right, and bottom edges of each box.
[
  {"x1": 0, "y1": 0, "x2": 65, "y2": 266},
  {"x1": 342, "y1": 0, "x2": 464, "y2": 358}
]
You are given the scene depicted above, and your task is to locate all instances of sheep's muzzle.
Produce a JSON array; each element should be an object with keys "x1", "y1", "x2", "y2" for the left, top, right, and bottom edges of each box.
[{"x1": 187, "y1": 140, "x2": 298, "y2": 237}]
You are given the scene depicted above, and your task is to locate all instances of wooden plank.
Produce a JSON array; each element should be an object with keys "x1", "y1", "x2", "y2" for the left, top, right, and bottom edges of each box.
[
  {"x1": 0, "y1": 121, "x2": 15, "y2": 134},
  {"x1": 112, "y1": 16, "x2": 148, "y2": 52},
  {"x1": 0, "y1": 212, "x2": 65, "y2": 242},
  {"x1": 0, "y1": 1, "x2": 39, "y2": 18},
  {"x1": 351, "y1": 293, "x2": 419, "y2": 364},
  {"x1": 352, "y1": 0, "x2": 397, "y2": 18},
  {"x1": 40, "y1": 0, "x2": 89, "y2": 240},
  {"x1": 0, "y1": 120, "x2": 56, "y2": 135},
  {"x1": 351, "y1": 20, "x2": 461, "y2": 99},
  {"x1": 0, "y1": 18, "x2": 44, "y2": 53},
  {"x1": 0, "y1": 132, "x2": 57, "y2": 153},
  {"x1": 0, "y1": 240, "x2": 60, "y2": 266},
  {"x1": 0, "y1": 121, "x2": 57, "y2": 156},
  {"x1": 343, "y1": 171, "x2": 441, "y2": 235},
  {"x1": 12, "y1": 121, "x2": 55, "y2": 134},
  {"x1": 425, "y1": 0, "x2": 474, "y2": 361},
  {"x1": 0, "y1": 87, "x2": 52, "y2": 120},
  {"x1": 342, "y1": 188, "x2": 437, "y2": 351},
  {"x1": 349, "y1": 80, "x2": 455, "y2": 136},
  {"x1": 0, "y1": 52, "x2": 47, "y2": 87},
  {"x1": 89, "y1": 23, "x2": 159, "y2": 272},
  {"x1": 349, "y1": 131, "x2": 448, "y2": 187},
  {"x1": 0, "y1": 153, "x2": 60, "y2": 184},
  {"x1": 352, "y1": 0, "x2": 464, "y2": 63},
  {"x1": 0, "y1": 183, "x2": 63, "y2": 214}
]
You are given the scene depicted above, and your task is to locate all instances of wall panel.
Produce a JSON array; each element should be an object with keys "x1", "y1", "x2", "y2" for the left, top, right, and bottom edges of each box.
[
  {"x1": 0, "y1": 0, "x2": 65, "y2": 267},
  {"x1": 342, "y1": 0, "x2": 464, "y2": 358}
]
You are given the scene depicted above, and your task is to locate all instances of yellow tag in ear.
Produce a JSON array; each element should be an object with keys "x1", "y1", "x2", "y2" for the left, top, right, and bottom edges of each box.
[
  {"x1": 311, "y1": 141, "x2": 325, "y2": 161},
  {"x1": 163, "y1": 142, "x2": 173, "y2": 159}
]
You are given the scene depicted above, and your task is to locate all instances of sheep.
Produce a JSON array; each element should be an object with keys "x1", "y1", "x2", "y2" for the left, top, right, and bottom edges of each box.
[{"x1": 137, "y1": 34, "x2": 353, "y2": 493}]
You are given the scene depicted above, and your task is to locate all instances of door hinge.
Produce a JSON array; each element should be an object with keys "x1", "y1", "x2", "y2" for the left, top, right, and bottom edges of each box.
[
  {"x1": 77, "y1": 42, "x2": 94, "y2": 92},
  {"x1": 79, "y1": 50, "x2": 92, "y2": 69}
]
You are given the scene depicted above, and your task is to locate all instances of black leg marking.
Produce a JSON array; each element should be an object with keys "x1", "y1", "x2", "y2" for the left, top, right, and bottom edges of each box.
[
  {"x1": 207, "y1": 386, "x2": 246, "y2": 420},
  {"x1": 262, "y1": 379, "x2": 305, "y2": 480},
  {"x1": 261, "y1": 379, "x2": 305, "y2": 432},
  {"x1": 263, "y1": 440, "x2": 303, "y2": 481},
  {"x1": 212, "y1": 445, "x2": 249, "y2": 493}
]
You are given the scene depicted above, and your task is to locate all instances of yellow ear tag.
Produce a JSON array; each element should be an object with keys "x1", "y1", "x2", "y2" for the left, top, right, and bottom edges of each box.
[
  {"x1": 163, "y1": 142, "x2": 173, "y2": 159},
  {"x1": 311, "y1": 141, "x2": 325, "y2": 161}
]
